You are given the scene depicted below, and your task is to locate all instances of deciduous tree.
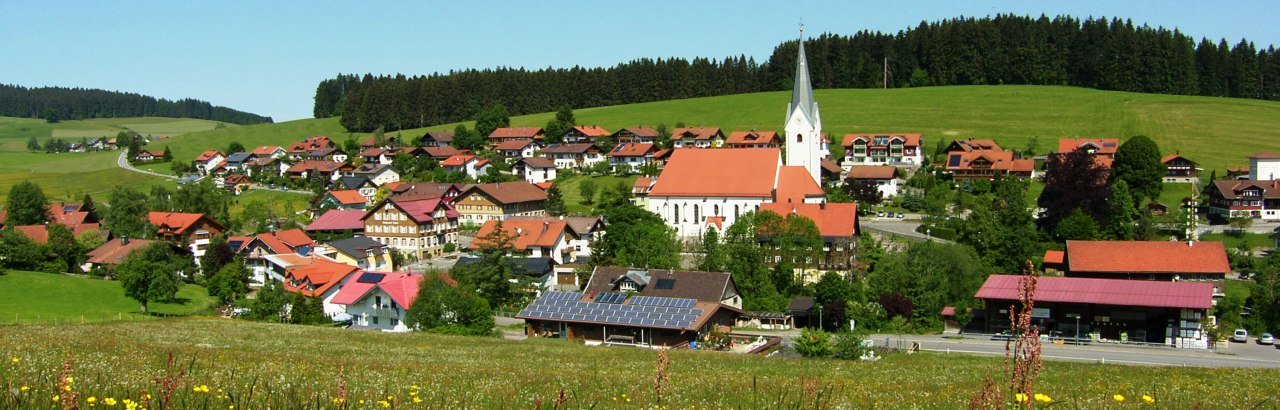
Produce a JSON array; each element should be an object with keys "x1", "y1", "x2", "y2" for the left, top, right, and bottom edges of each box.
[
  {"x1": 1111, "y1": 135, "x2": 1164, "y2": 202},
  {"x1": 5, "y1": 181, "x2": 49, "y2": 226},
  {"x1": 116, "y1": 243, "x2": 184, "y2": 313},
  {"x1": 105, "y1": 186, "x2": 150, "y2": 240}
]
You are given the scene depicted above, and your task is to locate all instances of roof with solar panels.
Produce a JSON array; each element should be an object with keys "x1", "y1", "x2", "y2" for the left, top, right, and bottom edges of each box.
[{"x1": 515, "y1": 267, "x2": 742, "y2": 331}]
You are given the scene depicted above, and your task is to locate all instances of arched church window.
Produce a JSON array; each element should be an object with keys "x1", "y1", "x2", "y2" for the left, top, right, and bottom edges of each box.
[{"x1": 796, "y1": 134, "x2": 803, "y2": 143}]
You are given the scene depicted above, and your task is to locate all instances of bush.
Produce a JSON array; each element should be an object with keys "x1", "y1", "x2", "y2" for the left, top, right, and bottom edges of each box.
[
  {"x1": 832, "y1": 332, "x2": 870, "y2": 361},
  {"x1": 794, "y1": 328, "x2": 832, "y2": 358},
  {"x1": 443, "y1": 243, "x2": 457, "y2": 253}
]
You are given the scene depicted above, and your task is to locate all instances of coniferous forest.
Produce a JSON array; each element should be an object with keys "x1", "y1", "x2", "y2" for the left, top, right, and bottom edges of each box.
[
  {"x1": 0, "y1": 84, "x2": 272, "y2": 124},
  {"x1": 316, "y1": 14, "x2": 1280, "y2": 132}
]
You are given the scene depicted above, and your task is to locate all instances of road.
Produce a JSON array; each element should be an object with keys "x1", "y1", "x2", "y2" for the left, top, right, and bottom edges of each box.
[
  {"x1": 117, "y1": 152, "x2": 180, "y2": 180},
  {"x1": 860, "y1": 217, "x2": 950, "y2": 242},
  {"x1": 728, "y1": 328, "x2": 1280, "y2": 368}
]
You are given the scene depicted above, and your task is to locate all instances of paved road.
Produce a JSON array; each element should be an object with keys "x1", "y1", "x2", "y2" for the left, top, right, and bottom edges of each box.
[
  {"x1": 861, "y1": 218, "x2": 950, "y2": 242},
  {"x1": 117, "y1": 152, "x2": 179, "y2": 180}
]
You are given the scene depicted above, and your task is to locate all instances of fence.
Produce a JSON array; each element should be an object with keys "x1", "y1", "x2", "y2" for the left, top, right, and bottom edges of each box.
[{"x1": 0, "y1": 312, "x2": 185, "y2": 326}]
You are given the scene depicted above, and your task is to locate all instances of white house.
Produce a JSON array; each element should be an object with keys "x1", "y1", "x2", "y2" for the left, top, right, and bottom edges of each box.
[
  {"x1": 441, "y1": 154, "x2": 493, "y2": 180},
  {"x1": 515, "y1": 157, "x2": 558, "y2": 184},
  {"x1": 353, "y1": 163, "x2": 400, "y2": 186},
  {"x1": 194, "y1": 150, "x2": 225, "y2": 175},
  {"x1": 671, "y1": 127, "x2": 724, "y2": 148},
  {"x1": 542, "y1": 143, "x2": 605, "y2": 169},
  {"x1": 846, "y1": 165, "x2": 901, "y2": 198},
  {"x1": 608, "y1": 142, "x2": 660, "y2": 173},
  {"x1": 331, "y1": 272, "x2": 424, "y2": 332},
  {"x1": 282, "y1": 259, "x2": 361, "y2": 319},
  {"x1": 469, "y1": 217, "x2": 580, "y2": 264},
  {"x1": 840, "y1": 134, "x2": 925, "y2": 168},
  {"x1": 494, "y1": 140, "x2": 541, "y2": 161}
]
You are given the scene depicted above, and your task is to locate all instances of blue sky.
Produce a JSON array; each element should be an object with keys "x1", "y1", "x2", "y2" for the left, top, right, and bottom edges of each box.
[{"x1": 2, "y1": 1, "x2": 1276, "y2": 122}]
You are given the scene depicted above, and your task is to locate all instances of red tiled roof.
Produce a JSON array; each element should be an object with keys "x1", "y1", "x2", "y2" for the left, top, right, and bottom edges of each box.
[
  {"x1": 1211, "y1": 179, "x2": 1280, "y2": 200},
  {"x1": 976, "y1": 275, "x2": 1214, "y2": 309},
  {"x1": 846, "y1": 165, "x2": 897, "y2": 180},
  {"x1": 541, "y1": 143, "x2": 599, "y2": 154},
  {"x1": 775, "y1": 166, "x2": 824, "y2": 204},
  {"x1": 440, "y1": 154, "x2": 476, "y2": 167},
  {"x1": 612, "y1": 127, "x2": 659, "y2": 138},
  {"x1": 328, "y1": 190, "x2": 368, "y2": 205},
  {"x1": 331, "y1": 272, "x2": 431, "y2": 309},
  {"x1": 945, "y1": 150, "x2": 1029, "y2": 173},
  {"x1": 1043, "y1": 250, "x2": 1065, "y2": 264},
  {"x1": 419, "y1": 146, "x2": 463, "y2": 158},
  {"x1": 470, "y1": 218, "x2": 576, "y2": 251},
  {"x1": 196, "y1": 150, "x2": 223, "y2": 161},
  {"x1": 671, "y1": 127, "x2": 722, "y2": 141},
  {"x1": 534, "y1": 182, "x2": 554, "y2": 190},
  {"x1": 841, "y1": 133, "x2": 922, "y2": 148},
  {"x1": 13, "y1": 225, "x2": 49, "y2": 244},
  {"x1": 821, "y1": 159, "x2": 842, "y2": 174},
  {"x1": 251, "y1": 146, "x2": 282, "y2": 156},
  {"x1": 224, "y1": 174, "x2": 251, "y2": 185},
  {"x1": 649, "y1": 148, "x2": 781, "y2": 198},
  {"x1": 287, "y1": 160, "x2": 349, "y2": 174},
  {"x1": 494, "y1": 140, "x2": 535, "y2": 151},
  {"x1": 462, "y1": 182, "x2": 548, "y2": 205},
  {"x1": 947, "y1": 138, "x2": 1003, "y2": 152},
  {"x1": 148, "y1": 212, "x2": 216, "y2": 235},
  {"x1": 570, "y1": 125, "x2": 611, "y2": 137},
  {"x1": 374, "y1": 198, "x2": 459, "y2": 224},
  {"x1": 422, "y1": 130, "x2": 454, "y2": 142},
  {"x1": 488, "y1": 127, "x2": 544, "y2": 139},
  {"x1": 1161, "y1": 153, "x2": 1192, "y2": 164},
  {"x1": 759, "y1": 202, "x2": 858, "y2": 237},
  {"x1": 1065, "y1": 240, "x2": 1229, "y2": 275},
  {"x1": 1250, "y1": 152, "x2": 1280, "y2": 159},
  {"x1": 1057, "y1": 138, "x2": 1119, "y2": 155},
  {"x1": 284, "y1": 259, "x2": 359, "y2": 297},
  {"x1": 609, "y1": 142, "x2": 656, "y2": 157},
  {"x1": 85, "y1": 238, "x2": 161, "y2": 265},
  {"x1": 518, "y1": 157, "x2": 556, "y2": 169},
  {"x1": 726, "y1": 131, "x2": 779, "y2": 145},
  {"x1": 705, "y1": 216, "x2": 725, "y2": 229},
  {"x1": 632, "y1": 177, "x2": 653, "y2": 194},
  {"x1": 306, "y1": 209, "x2": 368, "y2": 231}
]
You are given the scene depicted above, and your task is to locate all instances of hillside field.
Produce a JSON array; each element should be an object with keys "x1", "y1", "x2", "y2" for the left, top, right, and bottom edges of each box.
[{"x1": 0, "y1": 318, "x2": 1273, "y2": 409}]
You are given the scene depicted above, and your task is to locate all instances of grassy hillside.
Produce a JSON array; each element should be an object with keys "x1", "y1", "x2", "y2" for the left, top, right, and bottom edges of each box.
[
  {"x1": 0, "y1": 318, "x2": 1271, "y2": 408},
  {"x1": 0, "y1": 270, "x2": 216, "y2": 324}
]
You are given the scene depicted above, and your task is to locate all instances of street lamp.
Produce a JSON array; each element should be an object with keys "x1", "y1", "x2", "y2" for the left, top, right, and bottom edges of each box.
[{"x1": 817, "y1": 304, "x2": 824, "y2": 330}]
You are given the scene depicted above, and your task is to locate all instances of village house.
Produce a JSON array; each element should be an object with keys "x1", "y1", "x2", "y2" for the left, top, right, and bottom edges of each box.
[
  {"x1": 943, "y1": 138, "x2": 1035, "y2": 180},
  {"x1": 670, "y1": 127, "x2": 724, "y2": 148},
  {"x1": 820, "y1": 159, "x2": 843, "y2": 185},
  {"x1": 470, "y1": 217, "x2": 580, "y2": 264},
  {"x1": 846, "y1": 165, "x2": 901, "y2": 197},
  {"x1": 134, "y1": 150, "x2": 165, "y2": 162},
  {"x1": 1056, "y1": 138, "x2": 1119, "y2": 169},
  {"x1": 1207, "y1": 152, "x2": 1280, "y2": 221},
  {"x1": 455, "y1": 256, "x2": 570, "y2": 292},
  {"x1": 251, "y1": 145, "x2": 286, "y2": 160},
  {"x1": 516, "y1": 267, "x2": 744, "y2": 348},
  {"x1": 352, "y1": 163, "x2": 400, "y2": 186},
  {"x1": 453, "y1": 182, "x2": 548, "y2": 222},
  {"x1": 494, "y1": 139, "x2": 541, "y2": 160},
  {"x1": 359, "y1": 148, "x2": 396, "y2": 165},
  {"x1": 514, "y1": 157, "x2": 558, "y2": 185},
  {"x1": 282, "y1": 259, "x2": 361, "y2": 319},
  {"x1": 362, "y1": 197, "x2": 460, "y2": 259},
  {"x1": 82, "y1": 238, "x2": 161, "y2": 273},
  {"x1": 841, "y1": 133, "x2": 924, "y2": 167},
  {"x1": 148, "y1": 211, "x2": 224, "y2": 268},
  {"x1": 1054, "y1": 240, "x2": 1229, "y2": 296},
  {"x1": 488, "y1": 127, "x2": 545, "y2": 144},
  {"x1": 286, "y1": 160, "x2": 353, "y2": 181},
  {"x1": 194, "y1": 150, "x2": 225, "y2": 175},
  {"x1": 305, "y1": 209, "x2": 367, "y2": 237},
  {"x1": 562, "y1": 125, "x2": 611, "y2": 143},
  {"x1": 306, "y1": 147, "x2": 348, "y2": 163},
  {"x1": 607, "y1": 142, "x2": 660, "y2": 173},
  {"x1": 646, "y1": 148, "x2": 824, "y2": 237},
  {"x1": 758, "y1": 202, "x2": 859, "y2": 278},
  {"x1": 725, "y1": 130, "x2": 780, "y2": 148},
  {"x1": 388, "y1": 182, "x2": 464, "y2": 203},
  {"x1": 611, "y1": 127, "x2": 659, "y2": 144},
  {"x1": 332, "y1": 176, "x2": 378, "y2": 202},
  {"x1": 332, "y1": 271, "x2": 427, "y2": 332},
  {"x1": 399, "y1": 145, "x2": 464, "y2": 161},
  {"x1": 541, "y1": 143, "x2": 606, "y2": 169},
  {"x1": 419, "y1": 130, "x2": 453, "y2": 147},
  {"x1": 440, "y1": 154, "x2": 492, "y2": 180},
  {"x1": 245, "y1": 157, "x2": 287, "y2": 178},
  {"x1": 318, "y1": 236, "x2": 394, "y2": 271},
  {"x1": 221, "y1": 174, "x2": 252, "y2": 195},
  {"x1": 1161, "y1": 153, "x2": 1198, "y2": 182},
  {"x1": 557, "y1": 215, "x2": 605, "y2": 262},
  {"x1": 319, "y1": 190, "x2": 369, "y2": 210},
  {"x1": 222, "y1": 152, "x2": 253, "y2": 174},
  {"x1": 631, "y1": 177, "x2": 654, "y2": 208},
  {"x1": 288, "y1": 136, "x2": 335, "y2": 160},
  {"x1": 230, "y1": 229, "x2": 316, "y2": 285}
]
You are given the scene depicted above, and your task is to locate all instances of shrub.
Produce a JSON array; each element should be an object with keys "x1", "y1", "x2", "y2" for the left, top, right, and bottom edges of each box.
[
  {"x1": 443, "y1": 243, "x2": 457, "y2": 253},
  {"x1": 794, "y1": 328, "x2": 832, "y2": 358},
  {"x1": 832, "y1": 332, "x2": 870, "y2": 361}
]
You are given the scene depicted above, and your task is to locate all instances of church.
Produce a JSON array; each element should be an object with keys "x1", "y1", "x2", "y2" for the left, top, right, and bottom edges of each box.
[{"x1": 647, "y1": 28, "x2": 828, "y2": 237}]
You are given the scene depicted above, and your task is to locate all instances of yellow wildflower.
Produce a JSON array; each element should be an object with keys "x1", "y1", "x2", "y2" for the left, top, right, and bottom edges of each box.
[
  {"x1": 104, "y1": 398, "x2": 118, "y2": 406},
  {"x1": 10, "y1": 357, "x2": 18, "y2": 364},
  {"x1": 53, "y1": 395, "x2": 60, "y2": 402},
  {"x1": 20, "y1": 386, "x2": 28, "y2": 392},
  {"x1": 89, "y1": 396, "x2": 98, "y2": 403},
  {"x1": 379, "y1": 400, "x2": 392, "y2": 408},
  {"x1": 65, "y1": 385, "x2": 73, "y2": 392},
  {"x1": 411, "y1": 385, "x2": 419, "y2": 390},
  {"x1": 1015, "y1": 393, "x2": 1027, "y2": 403},
  {"x1": 1034, "y1": 393, "x2": 1052, "y2": 403},
  {"x1": 1113, "y1": 394, "x2": 1125, "y2": 402},
  {"x1": 1143, "y1": 395, "x2": 1155, "y2": 404},
  {"x1": 413, "y1": 396, "x2": 423, "y2": 404},
  {"x1": 65, "y1": 376, "x2": 74, "y2": 384}
]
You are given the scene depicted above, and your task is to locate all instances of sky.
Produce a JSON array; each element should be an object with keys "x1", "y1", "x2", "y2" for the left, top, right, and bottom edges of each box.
[{"x1": 2, "y1": 1, "x2": 1277, "y2": 122}]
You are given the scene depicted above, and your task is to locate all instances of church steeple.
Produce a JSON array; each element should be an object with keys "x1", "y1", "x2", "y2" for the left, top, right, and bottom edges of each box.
[
  {"x1": 785, "y1": 22, "x2": 823, "y2": 184},
  {"x1": 788, "y1": 24, "x2": 817, "y2": 126}
]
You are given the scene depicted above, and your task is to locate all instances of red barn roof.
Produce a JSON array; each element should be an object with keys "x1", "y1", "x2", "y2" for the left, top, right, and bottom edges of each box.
[
  {"x1": 1065, "y1": 240, "x2": 1229, "y2": 275},
  {"x1": 306, "y1": 210, "x2": 368, "y2": 231},
  {"x1": 976, "y1": 275, "x2": 1214, "y2": 310}
]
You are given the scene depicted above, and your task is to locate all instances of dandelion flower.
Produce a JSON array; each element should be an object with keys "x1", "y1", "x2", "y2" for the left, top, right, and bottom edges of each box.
[
  {"x1": 104, "y1": 398, "x2": 118, "y2": 406},
  {"x1": 1034, "y1": 393, "x2": 1052, "y2": 403},
  {"x1": 1113, "y1": 394, "x2": 1125, "y2": 402},
  {"x1": 89, "y1": 396, "x2": 98, "y2": 403},
  {"x1": 52, "y1": 395, "x2": 60, "y2": 402},
  {"x1": 1015, "y1": 393, "x2": 1027, "y2": 403},
  {"x1": 1143, "y1": 395, "x2": 1155, "y2": 404},
  {"x1": 65, "y1": 376, "x2": 74, "y2": 384},
  {"x1": 10, "y1": 357, "x2": 18, "y2": 364},
  {"x1": 64, "y1": 385, "x2": 73, "y2": 392},
  {"x1": 413, "y1": 396, "x2": 423, "y2": 404},
  {"x1": 20, "y1": 386, "x2": 28, "y2": 392}
]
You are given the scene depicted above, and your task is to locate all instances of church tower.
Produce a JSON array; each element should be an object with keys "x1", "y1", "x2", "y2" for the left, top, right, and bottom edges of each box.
[{"x1": 784, "y1": 25, "x2": 823, "y2": 183}]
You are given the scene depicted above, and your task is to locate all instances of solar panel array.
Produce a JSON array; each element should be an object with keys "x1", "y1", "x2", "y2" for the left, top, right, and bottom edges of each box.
[
  {"x1": 518, "y1": 291, "x2": 703, "y2": 329},
  {"x1": 594, "y1": 292, "x2": 627, "y2": 304},
  {"x1": 357, "y1": 272, "x2": 386, "y2": 283},
  {"x1": 629, "y1": 295, "x2": 698, "y2": 308}
]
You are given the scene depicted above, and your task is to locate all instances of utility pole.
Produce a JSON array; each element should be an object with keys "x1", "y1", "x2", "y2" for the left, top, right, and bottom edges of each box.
[{"x1": 883, "y1": 56, "x2": 888, "y2": 89}]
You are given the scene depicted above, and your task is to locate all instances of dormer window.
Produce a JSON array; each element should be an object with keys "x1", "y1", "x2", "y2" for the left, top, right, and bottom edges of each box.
[{"x1": 619, "y1": 281, "x2": 637, "y2": 292}]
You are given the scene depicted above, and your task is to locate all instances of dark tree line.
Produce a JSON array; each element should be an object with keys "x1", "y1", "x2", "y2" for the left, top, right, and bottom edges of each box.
[
  {"x1": 317, "y1": 14, "x2": 1280, "y2": 133},
  {"x1": 0, "y1": 84, "x2": 272, "y2": 124}
]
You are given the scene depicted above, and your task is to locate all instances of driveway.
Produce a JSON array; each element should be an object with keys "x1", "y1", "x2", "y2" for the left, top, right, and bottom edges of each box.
[{"x1": 117, "y1": 152, "x2": 179, "y2": 179}]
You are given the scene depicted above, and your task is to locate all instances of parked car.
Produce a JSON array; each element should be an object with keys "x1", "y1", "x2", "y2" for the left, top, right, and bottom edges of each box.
[
  {"x1": 1259, "y1": 333, "x2": 1275, "y2": 345},
  {"x1": 991, "y1": 330, "x2": 1014, "y2": 341},
  {"x1": 1231, "y1": 329, "x2": 1249, "y2": 343},
  {"x1": 876, "y1": 211, "x2": 886, "y2": 217},
  {"x1": 896, "y1": 212, "x2": 905, "y2": 218}
]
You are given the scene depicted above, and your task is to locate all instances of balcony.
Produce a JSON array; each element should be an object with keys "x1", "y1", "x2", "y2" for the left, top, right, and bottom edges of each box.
[{"x1": 368, "y1": 306, "x2": 399, "y2": 317}]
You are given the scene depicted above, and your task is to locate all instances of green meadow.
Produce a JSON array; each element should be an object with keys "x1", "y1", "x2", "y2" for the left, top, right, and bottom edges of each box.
[{"x1": 0, "y1": 270, "x2": 216, "y2": 325}]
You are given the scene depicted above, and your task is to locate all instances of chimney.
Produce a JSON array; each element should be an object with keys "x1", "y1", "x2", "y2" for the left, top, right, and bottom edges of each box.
[
  {"x1": 543, "y1": 221, "x2": 550, "y2": 232},
  {"x1": 820, "y1": 201, "x2": 826, "y2": 210},
  {"x1": 516, "y1": 227, "x2": 523, "y2": 235}
]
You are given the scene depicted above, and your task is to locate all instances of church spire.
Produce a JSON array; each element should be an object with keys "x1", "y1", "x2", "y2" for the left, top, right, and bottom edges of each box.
[{"x1": 788, "y1": 23, "x2": 817, "y2": 125}]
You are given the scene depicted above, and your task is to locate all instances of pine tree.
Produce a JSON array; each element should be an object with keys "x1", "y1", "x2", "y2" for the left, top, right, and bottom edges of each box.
[
  {"x1": 1106, "y1": 180, "x2": 1139, "y2": 240},
  {"x1": 545, "y1": 185, "x2": 566, "y2": 216}
]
